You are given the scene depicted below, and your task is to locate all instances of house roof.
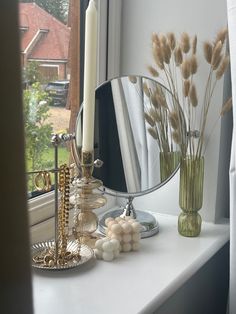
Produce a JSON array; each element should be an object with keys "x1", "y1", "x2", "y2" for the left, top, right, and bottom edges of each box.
[{"x1": 19, "y1": 3, "x2": 70, "y2": 61}]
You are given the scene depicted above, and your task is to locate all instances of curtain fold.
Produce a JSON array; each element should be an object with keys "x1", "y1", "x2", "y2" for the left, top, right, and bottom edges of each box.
[{"x1": 227, "y1": 1, "x2": 236, "y2": 313}]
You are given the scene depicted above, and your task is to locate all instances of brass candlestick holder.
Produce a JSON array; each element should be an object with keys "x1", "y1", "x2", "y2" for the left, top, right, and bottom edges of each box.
[{"x1": 73, "y1": 150, "x2": 106, "y2": 248}]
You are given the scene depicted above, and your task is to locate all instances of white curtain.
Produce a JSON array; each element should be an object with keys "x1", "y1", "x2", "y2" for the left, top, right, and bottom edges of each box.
[
  {"x1": 111, "y1": 79, "x2": 141, "y2": 192},
  {"x1": 227, "y1": 1, "x2": 236, "y2": 313},
  {"x1": 121, "y1": 77, "x2": 149, "y2": 190}
]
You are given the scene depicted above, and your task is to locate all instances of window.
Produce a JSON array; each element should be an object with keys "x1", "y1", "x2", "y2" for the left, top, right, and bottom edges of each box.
[
  {"x1": 19, "y1": 0, "x2": 110, "y2": 235},
  {"x1": 19, "y1": 1, "x2": 71, "y2": 201}
]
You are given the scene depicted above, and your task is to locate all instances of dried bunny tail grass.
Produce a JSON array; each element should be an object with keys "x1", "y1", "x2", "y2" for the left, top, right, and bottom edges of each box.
[
  {"x1": 151, "y1": 93, "x2": 159, "y2": 108},
  {"x1": 156, "y1": 91, "x2": 168, "y2": 109},
  {"x1": 152, "y1": 43, "x2": 165, "y2": 69},
  {"x1": 143, "y1": 82, "x2": 150, "y2": 97},
  {"x1": 167, "y1": 32, "x2": 176, "y2": 50},
  {"x1": 148, "y1": 127, "x2": 158, "y2": 140},
  {"x1": 192, "y1": 35, "x2": 197, "y2": 55},
  {"x1": 181, "y1": 59, "x2": 191, "y2": 80},
  {"x1": 183, "y1": 79, "x2": 190, "y2": 97},
  {"x1": 215, "y1": 28, "x2": 228, "y2": 46},
  {"x1": 203, "y1": 41, "x2": 213, "y2": 64},
  {"x1": 169, "y1": 111, "x2": 179, "y2": 130},
  {"x1": 172, "y1": 130, "x2": 181, "y2": 144},
  {"x1": 220, "y1": 97, "x2": 232, "y2": 116},
  {"x1": 149, "y1": 108, "x2": 161, "y2": 122},
  {"x1": 213, "y1": 53, "x2": 223, "y2": 70},
  {"x1": 152, "y1": 32, "x2": 161, "y2": 46},
  {"x1": 190, "y1": 55, "x2": 198, "y2": 74},
  {"x1": 160, "y1": 34, "x2": 167, "y2": 46},
  {"x1": 181, "y1": 32, "x2": 191, "y2": 53},
  {"x1": 211, "y1": 41, "x2": 223, "y2": 69},
  {"x1": 147, "y1": 65, "x2": 159, "y2": 77},
  {"x1": 216, "y1": 55, "x2": 230, "y2": 80},
  {"x1": 189, "y1": 83, "x2": 198, "y2": 107},
  {"x1": 144, "y1": 113, "x2": 155, "y2": 127},
  {"x1": 174, "y1": 46, "x2": 183, "y2": 66},
  {"x1": 163, "y1": 42, "x2": 172, "y2": 64},
  {"x1": 128, "y1": 76, "x2": 137, "y2": 84}
]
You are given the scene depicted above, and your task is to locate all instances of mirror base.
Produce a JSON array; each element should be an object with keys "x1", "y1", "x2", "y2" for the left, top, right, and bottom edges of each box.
[{"x1": 99, "y1": 208, "x2": 159, "y2": 238}]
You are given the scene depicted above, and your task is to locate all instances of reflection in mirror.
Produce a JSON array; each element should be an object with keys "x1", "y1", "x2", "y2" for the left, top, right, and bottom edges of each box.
[
  {"x1": 74, "y1": 75, "x2": 185, "y2": 237},
  {"x1": 76, "y1": 75, "x2": 182, "y2": 196}
]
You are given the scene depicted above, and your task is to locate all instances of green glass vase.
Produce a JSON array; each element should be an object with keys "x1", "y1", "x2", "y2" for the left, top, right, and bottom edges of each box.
[
  {"x1": 178, "y1": 156, "x2": 204, "y2": 237},
  {"x1": 160, "y1": 151, "x2": 180, "y2": 182}
]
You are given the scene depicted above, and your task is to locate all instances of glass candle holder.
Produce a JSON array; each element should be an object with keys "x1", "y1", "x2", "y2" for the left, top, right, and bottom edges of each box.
[{"x1": 73, "y1": 150, "x2": 106, "y2": 247}]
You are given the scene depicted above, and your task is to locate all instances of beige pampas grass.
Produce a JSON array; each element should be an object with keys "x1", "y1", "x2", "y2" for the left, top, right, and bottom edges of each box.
[
  {"x1": 163, "y1": 43, "x2": 172, "y2": 64},
  {"x1": 151, "y1": 93, "x2": 159, "y2": 108},
  {"x1": 190, "y1": 55, "x2": 198, "y2": 74},
  {"x1": 147, "y1": 65, "x2": 159, "y2": 77},
  {"x1": 169, "y1": 111, "x2": 179, "y2": 130},
  {"x1": 160, "y1": 34, "x2": 167, "y2": 46},
  {"x1": 189, "y1": 84, "x2": 198, "y2": 107},
  {"x1": 144, "y1": 113, "x2": 155, "y2": 127},
  {"x1": 174, "y1": 46, "x2": 183, "y2": 66},
  {"x1": 203, "y1": 41, "x2": 213, "y2": 64},
  {"x1": 172, "y1": 130, "x2": 181, "y2": 144},
  {"x1": 181, "y1": 59, "x2": 191, "y2": 79},
  {"x1": 181, "y1": 32, "x2": 191, "y2": 53},
  {"x1": 147, "y1": 29, "x2": 230, "y2": 159},
  {"x1": 152, "y1": 32, "x2": 161, "y2": 46},
  {"x1": 215, "y1": 28, "x2": 228, "y2": 46},
  {"x1": 192, "y1": 35, "x2": 197, "y2": 55},
  {"x1": 216, "y1": 56, "x2": 230, "y2": 80},
  {"x1": 148, "y1": 127, "x2": 158, "y2": 140},
  {"x1": 149, "y1": 108, "x2": 161, "y2": 122},
  {"x1": 156, "y1": 93, "x2": 168, "y2": 109},
  {"x1": 211, "y1": 41, "x2": 223, "y2": 69},
  {"x1": 152, "y1": 43, "x2": 164, "y2": 69},
  {"x1": 167, "y1": 32, "x2": 176, "y2": 50},
  {"x1": 143, "y1": 82, "x2": 150, "y2": 98},
  {"x1": 183, "y1": 80, "x2": 190, "y2": 97},
  {"x1": 220, "y1": 97, "x2": 232, "y2": 116}
]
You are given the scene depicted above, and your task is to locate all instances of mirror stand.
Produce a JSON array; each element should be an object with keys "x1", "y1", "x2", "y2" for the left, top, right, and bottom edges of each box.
[{"x1": 98, "y1": 196, "x2": 159, "y2": 238}]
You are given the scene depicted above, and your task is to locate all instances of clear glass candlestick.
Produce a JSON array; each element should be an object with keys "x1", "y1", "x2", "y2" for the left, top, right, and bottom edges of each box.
[{"x1": 73, "y1": 150, "x2": 106, "y2": 248}]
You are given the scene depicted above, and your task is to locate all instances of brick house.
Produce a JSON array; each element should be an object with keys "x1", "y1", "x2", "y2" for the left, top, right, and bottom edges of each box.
[{"x1": 19, "y1": 3, "x2": 70, "y2": 80}]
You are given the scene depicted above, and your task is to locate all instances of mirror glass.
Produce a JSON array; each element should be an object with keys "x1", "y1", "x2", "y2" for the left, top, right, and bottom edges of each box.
[{"x1": 75, "y1": 75, "x2": 183, "y2": 197}]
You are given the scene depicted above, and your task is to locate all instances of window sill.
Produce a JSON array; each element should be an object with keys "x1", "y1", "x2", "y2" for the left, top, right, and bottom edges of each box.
[{"x1": 32, "y1": 213, "x2": 229, "y2": 314}]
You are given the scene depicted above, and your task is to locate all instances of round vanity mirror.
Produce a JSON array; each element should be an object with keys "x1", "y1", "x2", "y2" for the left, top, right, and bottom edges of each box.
[{"x1": 74, "y1": 75, "x2": 185, "y2": 237}]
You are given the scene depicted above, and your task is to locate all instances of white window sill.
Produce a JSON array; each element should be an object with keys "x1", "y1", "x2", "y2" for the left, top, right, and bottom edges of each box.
[{"x1": 32, "y1": 213, "x2": 229, "y2": 314}]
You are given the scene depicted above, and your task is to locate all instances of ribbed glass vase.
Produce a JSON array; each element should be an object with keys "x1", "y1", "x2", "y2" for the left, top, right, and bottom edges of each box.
[
  {"x1": 178, "y1": 156, "x2": 204, "y2": 237},
  {"x1": 159, "y1": 151, "x2": 180, "y2": 182}
]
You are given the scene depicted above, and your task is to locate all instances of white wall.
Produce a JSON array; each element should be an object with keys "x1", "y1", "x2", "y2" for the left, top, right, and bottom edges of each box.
[{"x1": 118, "y1": 0, "x2": 230, "y2": 222}]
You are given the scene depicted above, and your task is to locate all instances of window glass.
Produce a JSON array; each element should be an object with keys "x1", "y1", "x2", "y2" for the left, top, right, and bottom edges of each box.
[{"x1": 19, "y1": 0, "x2": 70, "y2": 197}]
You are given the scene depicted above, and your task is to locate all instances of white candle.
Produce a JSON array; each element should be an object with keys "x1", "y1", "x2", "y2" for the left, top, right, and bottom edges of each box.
[{"x1": 82, "y1": 0, "x2": 97, "y2": 152}]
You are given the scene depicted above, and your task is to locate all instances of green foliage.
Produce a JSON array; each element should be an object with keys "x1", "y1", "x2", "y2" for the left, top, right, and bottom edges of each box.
[
  {"x1": 23, "y1": 82, "x2": 53, "y2": 172},
  {"x1": 19, "y1": 0, "x2": 69, "y2": 24},
  {"x1": 22, "y1": 61, "x2": 43, "y2": 85}
]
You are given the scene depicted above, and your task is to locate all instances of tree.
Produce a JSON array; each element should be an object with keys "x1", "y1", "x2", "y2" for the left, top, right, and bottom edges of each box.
[
  {"x1": 22, "y1": 61, "x2": 43, "y2": 86},
  {"x1": 20, "y1": 0, "x2": 69, "y2": 24},
  {"x1": 23, "y1": 83, "x2": 53, "y2": 191}
]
